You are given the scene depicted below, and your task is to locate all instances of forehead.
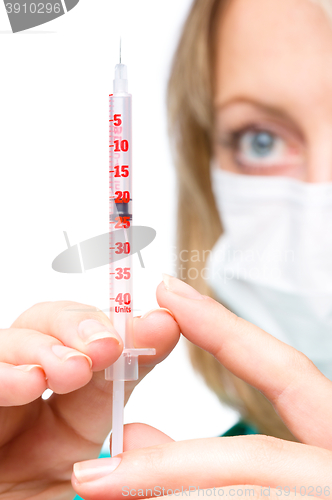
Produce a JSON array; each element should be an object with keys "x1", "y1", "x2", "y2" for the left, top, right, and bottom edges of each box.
[{"x1": 214, "y1": 0, "x2": 332, "y2": 117}]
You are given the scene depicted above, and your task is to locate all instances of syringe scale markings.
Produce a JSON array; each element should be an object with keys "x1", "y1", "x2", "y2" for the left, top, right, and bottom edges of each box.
[{"x1": 106, "y1": 58, "x2": 155, "y2": 458}]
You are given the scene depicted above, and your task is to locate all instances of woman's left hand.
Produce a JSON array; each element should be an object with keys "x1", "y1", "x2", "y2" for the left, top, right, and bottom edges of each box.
[{"x1": 72, "y1": 276, "x2": 332, "y2": 500}]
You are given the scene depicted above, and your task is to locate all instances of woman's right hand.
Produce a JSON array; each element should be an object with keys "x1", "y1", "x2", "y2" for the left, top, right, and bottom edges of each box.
[
  {"x1": 0, "y1": 300, "x2": 180, "y2": 500},
  {"x1": 71, "y1": 276, "x2": 332, "y2": 500}
]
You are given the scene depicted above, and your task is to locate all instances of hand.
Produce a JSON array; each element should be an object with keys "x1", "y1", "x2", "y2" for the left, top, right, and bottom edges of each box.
[
  {"x1": 72, "y1": 276, "x2": 332, "y2": 500},
  {"x1": 0, "y1": 300, "x2": 180, "y2": 500}
]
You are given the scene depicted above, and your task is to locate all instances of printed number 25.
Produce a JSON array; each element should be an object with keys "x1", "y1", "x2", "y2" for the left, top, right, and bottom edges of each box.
[{"x1": 115, "y1": 216, "x2": 130, "y2": 228}]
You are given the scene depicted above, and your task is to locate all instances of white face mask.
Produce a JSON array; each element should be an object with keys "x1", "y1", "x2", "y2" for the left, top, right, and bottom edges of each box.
[{"x1": 206, "y1": 166, "x2": 332, "y2": 380}]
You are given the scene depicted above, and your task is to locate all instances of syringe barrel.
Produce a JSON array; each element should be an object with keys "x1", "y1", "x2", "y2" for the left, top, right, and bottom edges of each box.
[
  {"x1": 109, "y1": 93, "x2": 134, "y2": 350},
  {"x1": 106, "y1": 68, "x2": 155, "y2": 383}
]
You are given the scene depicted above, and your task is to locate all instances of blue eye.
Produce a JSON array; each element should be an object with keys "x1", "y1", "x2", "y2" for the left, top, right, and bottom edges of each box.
[
  {"x1": 235, "y1": 129, "x2": 287, "y2": 166},
  {"x1": 217, "y1": 123, "x2": 305, "y2": 174},
  {"x1": 250, "y1": 131, "x2": 275, "y2": 157}
]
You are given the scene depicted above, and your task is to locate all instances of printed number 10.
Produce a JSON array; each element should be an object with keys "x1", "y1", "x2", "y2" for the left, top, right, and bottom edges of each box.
[{"x1": 114, "y1": 140, "x2": 129, "y2": 152}]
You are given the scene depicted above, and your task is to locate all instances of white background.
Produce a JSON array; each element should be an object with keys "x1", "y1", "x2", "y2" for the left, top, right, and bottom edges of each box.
[{"x1": 0, "y1": 0, "x2": 238, "y2": 449}]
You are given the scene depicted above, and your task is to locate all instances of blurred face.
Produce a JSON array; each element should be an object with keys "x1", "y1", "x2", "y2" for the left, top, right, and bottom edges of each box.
[{"x1": 213, "y1": 0, "x2": 332, "y2": 182}]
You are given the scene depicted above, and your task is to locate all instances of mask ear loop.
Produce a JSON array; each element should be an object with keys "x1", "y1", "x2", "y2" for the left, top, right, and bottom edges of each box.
[
  {"x1": 209, "y1": 156, "x2": 220, "y2": 205},
  {"x1": 210, "y1": 156, "x2": 220, "y2": 173}
]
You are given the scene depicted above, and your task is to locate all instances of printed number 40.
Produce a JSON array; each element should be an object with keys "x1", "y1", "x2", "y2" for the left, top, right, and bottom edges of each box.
[{"x1": 115, "y1": 293, "x2": 131, "y2": 305}]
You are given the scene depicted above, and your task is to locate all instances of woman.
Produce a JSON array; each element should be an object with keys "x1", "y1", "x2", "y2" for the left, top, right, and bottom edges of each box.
[
  {"x1": 168, "y1": 0, "x2": 332, "y2": 440},
  {"x1": 1, "y1": 0, "x2": 332, "y2": 498}
]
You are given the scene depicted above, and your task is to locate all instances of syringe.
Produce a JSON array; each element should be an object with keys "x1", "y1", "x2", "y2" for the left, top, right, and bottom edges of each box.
[{"x1": 106, "y1": 56, "x2": 156, "y2": 458}]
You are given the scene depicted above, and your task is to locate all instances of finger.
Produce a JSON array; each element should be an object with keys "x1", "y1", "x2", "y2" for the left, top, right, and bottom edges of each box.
[
  {"x1": 133, "y1": 307, "x2": 180, "y2": 367},
  {"x1": 110, "y1": 423, "x2": 174, "y2": 453},
  {"x1": 0, "y1": 327, "x2": 93, "y2": 395},
  {"x1": 72, "y1": 435, "x2": 332, "y2": 500},
  {"x1": 48, "y1": 308, "x2": 180, "y2": 447},
  {"x1": 11, "y1": 301, "x2": 123, "y2": 372},
  {"x1": 156, "y1": 275, "x2": 332, "y2": 449},
  {"x1": 0, "y1": 362, "x2": 46, "y2": 406}
]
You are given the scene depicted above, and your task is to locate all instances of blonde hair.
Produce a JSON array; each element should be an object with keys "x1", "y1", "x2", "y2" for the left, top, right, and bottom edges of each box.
[{"x1": 167, "y1": 0, "x2": 332, "y2": 440}]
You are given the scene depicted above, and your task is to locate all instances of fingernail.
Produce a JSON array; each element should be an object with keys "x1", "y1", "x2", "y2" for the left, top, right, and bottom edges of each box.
[
  {"x1": 73, "y1": 457, "x2": 122, "y2": 483},
  {"x1": 13, "y1": 364, "x2": 44, "y2": 373},
  {"x1": 51, "y1": 345, "x2": 93, "y2": 368},
  {"x1": 141, "y1": 307, "x2": 176, "y2": 321},
  {"x1": 162, "y1": 273, "x2": 205, "y2": 300},
  {"x1": 78, "y1": 319, "x2": 121, "y2": 346}
]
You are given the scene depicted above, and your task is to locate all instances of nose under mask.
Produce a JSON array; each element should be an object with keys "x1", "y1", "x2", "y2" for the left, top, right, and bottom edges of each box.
[{"x1": 206, "y1": 166, "x2": 332, "y2": 380}]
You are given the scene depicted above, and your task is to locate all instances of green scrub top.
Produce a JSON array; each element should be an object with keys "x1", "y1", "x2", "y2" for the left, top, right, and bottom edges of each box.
[
  {"x1": 222, "y1": 420, "x2": 258, "y2": 436},
  {"x1": 73, "y1": 421, "x2": 258, "y2": 500}
]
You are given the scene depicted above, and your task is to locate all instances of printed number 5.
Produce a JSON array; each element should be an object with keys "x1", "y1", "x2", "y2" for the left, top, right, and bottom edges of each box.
[{"x1": 114, "y1": 114, "x2": 122, "y2": 126}]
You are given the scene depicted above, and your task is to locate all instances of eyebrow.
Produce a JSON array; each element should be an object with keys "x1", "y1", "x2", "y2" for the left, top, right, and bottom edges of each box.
[
  {"x1": 214, "y1": 96, "x2": 295, "y2": 121},
  {"x1": 213, "y1": 96, "x2": 304, "y2": 135}
]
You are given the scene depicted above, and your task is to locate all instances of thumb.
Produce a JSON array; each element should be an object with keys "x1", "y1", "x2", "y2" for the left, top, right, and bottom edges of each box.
[{"x1": 72, "y1": 424, "x2": 174, "y2": 499}]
